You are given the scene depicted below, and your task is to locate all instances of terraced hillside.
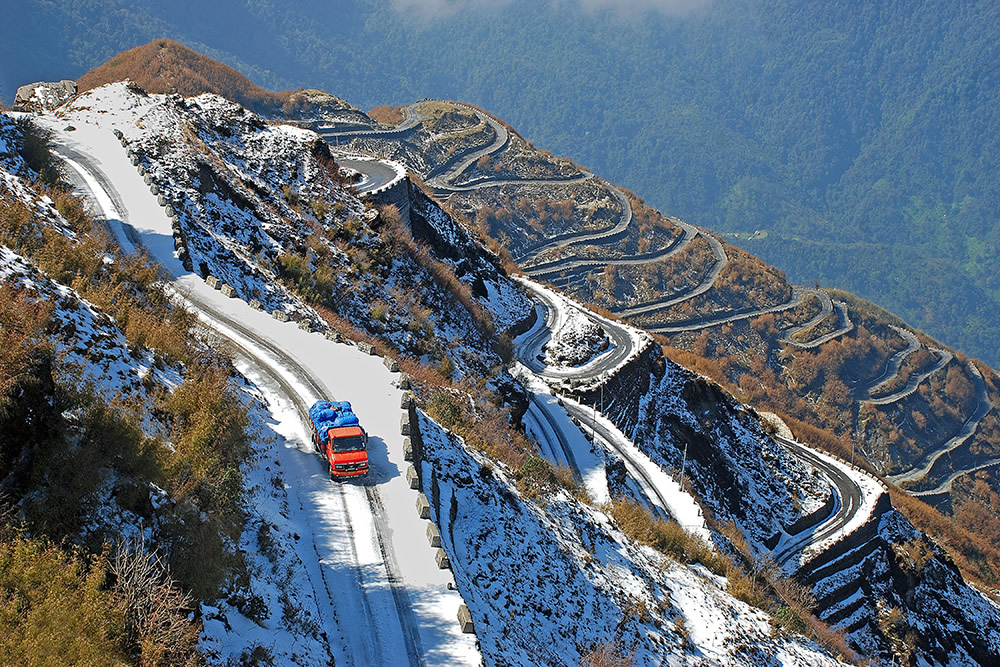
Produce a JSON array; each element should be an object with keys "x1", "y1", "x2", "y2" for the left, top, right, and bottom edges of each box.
[{"x1": 319, "y1": 99, "x2": 1000, "y2": 580}]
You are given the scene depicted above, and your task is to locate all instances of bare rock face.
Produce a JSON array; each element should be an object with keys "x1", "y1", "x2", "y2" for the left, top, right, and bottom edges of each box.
[{"x1": 14, "y1": 80, "x2": 77, "y2": 111}]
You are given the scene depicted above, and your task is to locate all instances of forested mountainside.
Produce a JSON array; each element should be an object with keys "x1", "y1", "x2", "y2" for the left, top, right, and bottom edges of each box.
[{"x1": 2, "y1": 0, "x2": 1000, "y2": 367}]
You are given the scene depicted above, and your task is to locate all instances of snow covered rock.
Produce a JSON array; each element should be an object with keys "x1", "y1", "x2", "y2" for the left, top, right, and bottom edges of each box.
[{"x1": 544, "y1": 307, "x2": 609, "y2": 367}]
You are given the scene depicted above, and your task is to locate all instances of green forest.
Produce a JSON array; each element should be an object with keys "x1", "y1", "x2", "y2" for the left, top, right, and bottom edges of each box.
[{"x1": 3, "y1": 0, "x2": 999, "y2": 363}]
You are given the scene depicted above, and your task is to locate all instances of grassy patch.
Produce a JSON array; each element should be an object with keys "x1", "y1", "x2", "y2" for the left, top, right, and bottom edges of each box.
[
  {"x1": 0, "y1": 534, "x2": 127, "y2": 665},
  {"x1": 606, "y1": 497, "x2": 728, "y2": 575}
]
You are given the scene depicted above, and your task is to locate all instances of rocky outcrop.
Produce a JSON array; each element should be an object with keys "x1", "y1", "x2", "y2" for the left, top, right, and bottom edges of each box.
[
  {"x1": 804, "y1": 508, "x2": 1000, "y2": 665},
  {"x1": 14, "y1": 80, "x2": 77, "y2": 111}
]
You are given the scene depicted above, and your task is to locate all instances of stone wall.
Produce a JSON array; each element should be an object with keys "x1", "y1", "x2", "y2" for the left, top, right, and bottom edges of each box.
[{"x1": 367, "y1": 171, "x2": 411, "y2": 223}]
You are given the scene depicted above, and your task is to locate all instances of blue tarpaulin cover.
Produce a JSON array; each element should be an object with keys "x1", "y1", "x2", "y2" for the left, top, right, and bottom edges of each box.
[{"x1": 309, "y1": 400, "x2": 360, "y2": 438}]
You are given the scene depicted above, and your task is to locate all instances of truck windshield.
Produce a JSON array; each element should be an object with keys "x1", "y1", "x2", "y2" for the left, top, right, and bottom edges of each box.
[{"x1": 332, "y1": 435, "x2": 366, "y2": 452}]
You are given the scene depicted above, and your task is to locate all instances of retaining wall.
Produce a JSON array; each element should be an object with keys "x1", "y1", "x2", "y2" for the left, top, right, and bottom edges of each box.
[
  {"x1": 559, "y1": 342, "x2": 662, "y2": 436},
  {"x1": 800, "y1": 491, "x2": 892, "y2": 584},
  {"x1": 367, "y1": 172, "x2": 411, "y2": 224}
]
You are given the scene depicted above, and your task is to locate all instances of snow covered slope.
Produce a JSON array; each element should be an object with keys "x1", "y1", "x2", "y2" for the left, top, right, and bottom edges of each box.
[
  {"x1": 35, "y1": 91, "x2": 482, "y2": 664},
  {"x1": 46, "y1": 82, "x2": 531, "y2": 379},
  {"x1": 16, "y1": 78, "x2": 996, "y2": 665},
  {"x1": 419, "y1": 413, "x2": 844, "y2": 666}
]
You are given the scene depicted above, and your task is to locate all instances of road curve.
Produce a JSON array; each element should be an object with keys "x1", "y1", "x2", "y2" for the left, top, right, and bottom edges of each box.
[
  {"x1": 524, "y1": 222, "x2": 694, "y2": 279},
  {"x1": 511, "y1": 270, "x2": 861, "y2": 568},
  {"x1": 782, "y1": 300, "x2": 854, "y2": 350},
  {"x1": 514, "y1": 279, "x2": 637, "y2": 384},
  {"x1": 317, "y1": 103, "x2": 422, "y2": 142},
  {"x1": 771, "y1": 436, "x2": 863, "y2": 570},
  {"x1": 337, "y1": 156, "x2": 403, "y2": 194},
  {"x1": 55, "y1": 141, "x2": 429, "y2": 667},
  {"x1": 855, "y1": 326, "x2": 921, "y2": 400},
  {"x1": 514, "y1": 183, "x2": 632, "y2": 262},
  {"x1": 889, "y1": 363, "x2": 994, "y2": 486},
  {"x1": 776, "y1": 291, "x2": 832, "y2": 345},
  {"x1": 864, "y1": 348, "x2": 954, "y2": 406},
  {"x1": 425, "y1": 104, "x2": 510, "y2": 190},
  {"x1": 612, "y1": 228, "x2": 729, "y2": 319},
  {"x1": 647, "y1": 287, "x2": 821, "y2": 335},
  {"x1": 910, "y1": 458, "x2": 1000, "y2": 500}
]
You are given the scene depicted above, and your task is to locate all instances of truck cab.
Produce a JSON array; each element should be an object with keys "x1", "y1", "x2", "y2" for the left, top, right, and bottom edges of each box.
[{"x1": 309, "y1": 401, "x2": 370, "y2": 478}]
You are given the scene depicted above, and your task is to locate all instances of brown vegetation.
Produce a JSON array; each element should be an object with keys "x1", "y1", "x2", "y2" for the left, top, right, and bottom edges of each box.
[
  {"x1": 0, "y1": 534, "x2": 129, "y2": 665},
  {"x1": 368, "y1": 105, "x2": 404, "y2": 125},
  {"x1": 79, "y1": 39, "x2": 283, "y2": 109},
  {"x1": 888, "y1": 483, "x2": 1000, "y2": 590},
  {"x1": 580, "y1": 642, "x2": 634, "y2": 667},
  {"x1": 78, "y1": 38, "x2": 350, "y2": 119},
  {"x1": 0, "y1": 529, "x2": 202, "y2": 665},
  {"x1": 1, "y1": 145, "x2": 256, "y2": 663},
  {"x1": 607, "y1": 497, "x2": 728, "y2": 574}
]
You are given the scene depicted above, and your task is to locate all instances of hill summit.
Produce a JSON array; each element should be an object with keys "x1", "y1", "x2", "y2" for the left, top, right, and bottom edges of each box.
[{"x1": 77, "y1": 39, "x2": 359, "y2": 120}]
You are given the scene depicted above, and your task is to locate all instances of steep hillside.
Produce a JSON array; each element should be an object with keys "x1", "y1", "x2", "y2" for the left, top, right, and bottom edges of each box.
[
  {"x1": 321, "y1": 95, "x2": 1000, "y2": 662},
  {"x1": 328, "y1": 96, "x2": 1000, "y2": 519},
  {"x1": 0, "y1": 114, "x2": 232, "y2": 663},
  {"x1": 6, "y1": 39, "x2": 1000, "y2": 663},
  {"x1": 0, "y1": 82, "x2": 883, "y2": 664}
]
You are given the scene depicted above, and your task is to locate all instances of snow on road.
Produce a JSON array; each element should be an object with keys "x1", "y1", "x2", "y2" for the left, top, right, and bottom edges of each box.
[
  {"x1": 517, "y1": 369, "x2": 610, "y2": 505},
  {"x1": 42, "y1": 112, "x2": 480, "y2": 665},
  {"x1": 511, "y1": 276, "x2": 709, "y2": 541},
  {"x1": 514, "y1": 276, "x2": 650, "y2": 385},
  {"x1": 785, "y1": 442, "x2": 886, "y2": 569}
]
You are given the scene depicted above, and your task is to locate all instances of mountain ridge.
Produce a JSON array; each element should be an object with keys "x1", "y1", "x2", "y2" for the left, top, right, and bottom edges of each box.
[{"x1": 77, "y1": 38, "x2": 363, "y2": 123}]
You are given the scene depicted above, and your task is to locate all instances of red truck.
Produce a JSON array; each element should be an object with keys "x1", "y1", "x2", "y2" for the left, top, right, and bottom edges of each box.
[{"x1": 308, "y1": 400, "x2": 369, "y2": 478}]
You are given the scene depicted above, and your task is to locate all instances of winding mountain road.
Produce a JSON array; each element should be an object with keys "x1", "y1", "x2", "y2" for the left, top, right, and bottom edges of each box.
[
  {"x1": 512, "y1": 279, "x2": 867, "y2": 572},
  {"x1": 48, "y1": 119, "x2": 479, "y2": 666},
  {"x1": 855, "y1": 326, "x2": 920, "y2": 400},
  {"x1": 317, "y1": 103, "x2": 422, "y2": 142},
  {"x1": 864, "y1": 348, "x2": 954, "y2": 406},
  {"x1": 321, "y1": 100, "x2": 901, "y2": 540},
  {"x1": 771, "y1": 436, "x2": 864, "y2": 569},
  {"x1": 425, "y1": 104, "x2": 509, "y2": 190},
  {"x1": 646, "y1": 288, "x2": 819, "y2": 335},
  {"x1": 611, "y1": 228, "x2": 729, "y2": 318},
  {"x1": 337, "y1": 155, "x2": 403, "y2": 194},
  {"x1": 514, "y1": 184, "x2": 632, "y2": 262},
  {"x1": 514, "y1": 280, "x2": 638, "y2": 384},
  {"x1": 387, "y1": 104, "x2": 874, "y2": 559},
  {"x1": 889, "y1": 363, "x2": 994, "y2": 486},
  {"x1": 910, "y1": 458, "x2": 1000, "y2": 501},
  {"x1": 524, "y1": 223, "x2": 694, "y2": 281},
  {"x1": 782, "y1": 300, "x2": 854, "y2": 350}
]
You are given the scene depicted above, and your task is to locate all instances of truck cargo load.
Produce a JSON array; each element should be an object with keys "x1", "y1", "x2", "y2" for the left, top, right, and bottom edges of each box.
[{"x1": 309, "y1": 400, "x2": 369, "y2": 478}]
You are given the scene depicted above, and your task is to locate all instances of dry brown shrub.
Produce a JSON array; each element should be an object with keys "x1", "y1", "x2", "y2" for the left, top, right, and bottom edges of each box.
[
  {"x1": 110, "y1": 539, "x2": 201, "y2": 665},
  {"x1": 579, "y1": 641, "x2": 634, "y2": 667},
  {"x1": 368, "y1": 105, "x2": 404, "y2": 125}
]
